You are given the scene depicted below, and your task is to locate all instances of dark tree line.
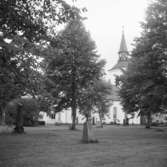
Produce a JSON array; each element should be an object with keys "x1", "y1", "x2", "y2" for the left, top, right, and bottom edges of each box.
[
  {"x1": 119, "y1": 0, "x2": 167, "y2": 128},
  {"x1": 0, "y1": 0, "x2": 78, "y2": 130},
  {"x1": 0, "y1": 0, "x2": 111, "y2": 134},
  {"x1": 44, "y1": 16, "x2": 107, "y2": 130}
]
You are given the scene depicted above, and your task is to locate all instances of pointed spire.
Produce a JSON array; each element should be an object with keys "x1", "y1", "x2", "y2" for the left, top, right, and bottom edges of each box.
[
  {"x1": 108, "y1": 28, "x2": 129, "y2": 72},
  {"x1": 119, "y1": 27, "x2": 128, "y2": 54},
  {"x1": 118, "y1": 28, "x2": 128, "y2": 61}
]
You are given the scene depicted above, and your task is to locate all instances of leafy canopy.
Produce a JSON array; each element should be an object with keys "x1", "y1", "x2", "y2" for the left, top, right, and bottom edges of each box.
[
  {"x1": 0, "y1": 0, "x2": 79, "y2": 121},
  {"x1": 44, "y1": 17, "x2": 105, "y2": 112},
  {"x1": 119, "y1": 0, "x2": 167, "y2": 116}
]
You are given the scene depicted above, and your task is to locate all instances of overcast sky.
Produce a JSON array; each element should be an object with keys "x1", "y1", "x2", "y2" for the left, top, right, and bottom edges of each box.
[{"x1": 73, "y1": 0, "x2": 150, "y2": 71}]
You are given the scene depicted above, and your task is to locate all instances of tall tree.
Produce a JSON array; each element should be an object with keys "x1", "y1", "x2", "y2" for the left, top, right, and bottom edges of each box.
[
  {"x1": 45, "y1": 16, "x2": 105, "y2": 130},
  {"x1": 93, "y1": 80, "x2": 112, "y2": 128},
  {"x1": 0, "y1": 0, "x2": 76, "y2": 124},
  {"x1": 78, "y1": 79, "x2": 112, "y2": 143},
  {"x1": 5, "y1": 98, "x2": 39, "y2": 133},
  {"x1": 119, "y1": 0, "x2": 167, "y2": 128}
]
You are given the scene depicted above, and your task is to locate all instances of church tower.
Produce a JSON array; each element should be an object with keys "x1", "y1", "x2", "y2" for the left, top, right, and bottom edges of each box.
[
  {"x1": 105, "y1": 30, "x2": 140, "y2": 125},
  {"x1": 110, "y1": 30, "x2": 129, "y2": 71},
  {"x1": 118, "y1": 30, "x2": 129, "y2": 61},
  {"x1": 108, "y1": 30, "x2": 129, "y2": 84}
]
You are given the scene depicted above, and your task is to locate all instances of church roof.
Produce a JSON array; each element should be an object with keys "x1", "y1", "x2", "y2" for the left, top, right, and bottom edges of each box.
[
  {"x1": 109, "y1": 30, "x2": 129, "y2": 71},
  {"x1": 109, "y1": 60, "x2": 129, "y2": 71}
]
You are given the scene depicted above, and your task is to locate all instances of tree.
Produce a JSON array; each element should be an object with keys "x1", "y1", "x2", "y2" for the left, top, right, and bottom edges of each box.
[
  {"x1": 0, "y1": 0, "x2": 76, "y2": 124},
  {"x1": 119, "y1": 0, "x2": 167, "y2": 128},
  {"x1": 5, "y1": 98, "x2": 39, "y2": 133},
  {"x1": 93, "y1": 80, "x2": 112, "y2": 128},
  {"x1": 45, "y1": 16, "x2": 105, "y2": 130},
  {"x1": 78, "y1": 80, "x2": 112, "y2": 128},
  {"x1": 78, "y1": 79, "x2": 112, "y2": 143}
]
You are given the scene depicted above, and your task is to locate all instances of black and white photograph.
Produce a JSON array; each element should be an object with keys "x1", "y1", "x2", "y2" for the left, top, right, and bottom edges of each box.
[{"x1": 0, "y1": 0, "x2": 167, "y2": 166}]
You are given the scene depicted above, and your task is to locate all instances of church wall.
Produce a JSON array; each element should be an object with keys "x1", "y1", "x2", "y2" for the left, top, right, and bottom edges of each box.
[
  {"x1": 55, "y1": 109, "x2": 72, "y2": 124},
  {"x1": 104, "y1": 101, "x2": 124, "y2": 124},
  {"x1": 39, "y1": 107, "x2": 141, "y2": 125},
  {"x1": 128, "y1": 112, "x2": 141, "y2": 125},
  {"x1": 39, "y1": 111, "x2": 57, "y2": 124},
  {"x1": 103, "y1": 101, "x2": 141, "y2": 125},
  {"x1": 39, "y1": 109, "x2": 86, "y2": 125}
]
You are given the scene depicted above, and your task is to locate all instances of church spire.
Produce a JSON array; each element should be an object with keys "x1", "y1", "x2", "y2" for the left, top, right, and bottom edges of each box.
[
  {"x1": 108, "y1": 28, "x2": 129, "y2": 71},
  {"x1": 118, "y1": 28, "x2": 128, "y2": 61}
]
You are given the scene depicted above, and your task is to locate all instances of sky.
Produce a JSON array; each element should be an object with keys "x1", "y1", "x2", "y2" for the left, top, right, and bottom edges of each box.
[{"x1": 72, "y1": 0, "x2": 151, "y2": 71}]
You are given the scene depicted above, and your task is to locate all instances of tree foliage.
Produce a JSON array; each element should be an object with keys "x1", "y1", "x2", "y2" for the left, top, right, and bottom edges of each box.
[
  {"x1": 0, "y1": 0, "x2": 77, "y2": 123},
  {"x1": 119, "y1": 0, "x2": 167, "y2": 128},
  {"x1": 78, "y1": 79, "x2": 112, "y2": 127},
  {"x1": 44, "y1": 17, "x2": 105, "y2": 129},
  {"x1": 5, "y1": 98, "x2": 39, "y2": 133}
]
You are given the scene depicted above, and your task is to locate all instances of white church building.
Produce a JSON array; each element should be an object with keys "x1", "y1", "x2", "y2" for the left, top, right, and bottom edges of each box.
[
  {"x1": 40, "y1": 31, "x2": 141, "y2": 125},
  {"x1": 106, "y1": 30, "x2": 140, "y2": 125}
]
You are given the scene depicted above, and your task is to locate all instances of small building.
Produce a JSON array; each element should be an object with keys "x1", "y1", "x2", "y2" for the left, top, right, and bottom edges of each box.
[{"x1": 39, "y1": 110, "x2": 85, "y2": 125}]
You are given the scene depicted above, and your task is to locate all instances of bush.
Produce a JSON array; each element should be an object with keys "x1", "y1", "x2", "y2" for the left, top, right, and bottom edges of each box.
[{"x1": 24, "y1": 120, "x2": 45, "y2": 126}]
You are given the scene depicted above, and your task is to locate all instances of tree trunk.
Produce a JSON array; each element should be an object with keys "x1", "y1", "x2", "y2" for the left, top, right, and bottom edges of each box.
[
  {"x1": 71, "y1": 104, "x2": 76, "y2": 130},
  {"x1": 82, "y1": 120, "x2": 89, "y2": 143},
  {"x1": 71, "y1": 55, "x2": 77, "y2": 130},
  {"x1": 82, "y1": 118, "x2": 98, "y2": 143},
  {"x1": 145, "y1": 111, "x2": 152, "y2": 129},
  {"x1": 14, "y1": 103, "x2": 24, "y2": 134},
  {"x1": 1, "y1": 106, "x2": 6, "y2": 125},
  {"x1": 124, "y1": 111, "x2": 129, "y2": 125},
  {"x1": 71, "y1": 77, "x2": 77, "y2": 130},
  {"x1": 99, "y1": 112, "x2": 103, "y2": 128}
]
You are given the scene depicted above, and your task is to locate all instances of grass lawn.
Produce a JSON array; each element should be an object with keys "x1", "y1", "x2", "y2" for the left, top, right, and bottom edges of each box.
[{"x1": 0, "y1": 125, "x2": 167, "y2": 167}]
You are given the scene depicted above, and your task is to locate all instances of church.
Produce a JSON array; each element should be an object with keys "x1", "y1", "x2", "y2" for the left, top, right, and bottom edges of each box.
[
  {"x1": 39, "y1": 31, "x2": 141, "y2": 125},
  {"x1": 105, "y1": 30, "x2": 140, "y2": 125}
]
